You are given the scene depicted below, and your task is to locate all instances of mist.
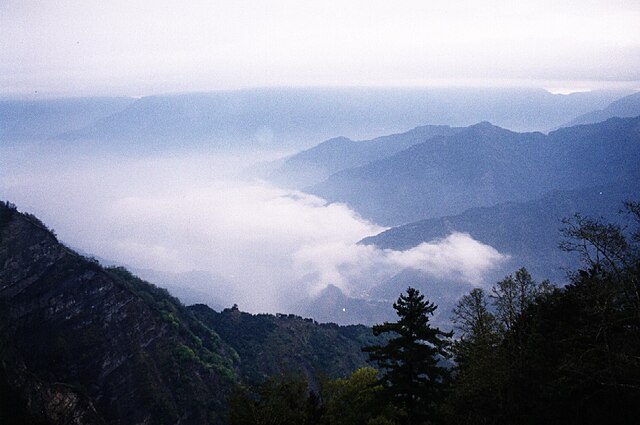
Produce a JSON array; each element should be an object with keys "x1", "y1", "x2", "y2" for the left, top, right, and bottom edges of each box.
[{"x1": 1, "y1": 142, "x2": 507, "y2": 315}]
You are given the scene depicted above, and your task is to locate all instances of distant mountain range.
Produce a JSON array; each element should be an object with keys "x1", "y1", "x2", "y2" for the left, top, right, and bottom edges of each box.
[
  {"x1": 268, "y1": 125, "x2": 463, "y2": 188},
  {"x1": 266, "y1": 90, "x2": 639, "y2": 190},
  {"x1": 561, "y1": 91, "x2": 640, "y2": 128},
  {"x1": 2, "y1": 87, "x2": 630, "y2": 151},
  {"x1": 306, "y1": 116, "x2": 640, "y2": 226},
  {"x1": 266, "y1": 115, "x2": 640, "y2": 327},
  {"x1": 350, "y1": 183, "x2": 640, "y2": 329},
  {"x1": 0, "y1": 97, "x2": 133, "y2": 141},
  {"x1": 362, "y1": 183, "x2": 638, "y2": 282}
]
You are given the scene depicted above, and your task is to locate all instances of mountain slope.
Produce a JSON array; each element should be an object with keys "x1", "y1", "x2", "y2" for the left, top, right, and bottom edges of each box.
[
  {"x1": 355, "y1": 184, "x2": 640, "y2": 328},
  {"x1": 190, "y1": 304, "x2": 376, "y2": 386},
  {"x1": 561, "y1": 91, "x2": 640, "y2": 127},
  {"x1": 308, "y1": 122, "x2": 550, "y2": 225},
  {"x1": 0, "y1": 203, "x2": 239, "y2": 424},
  {"x1": 52, "y1": 87, "x2": 626, "y2": 150},
  {"x1": 268, "y1": 125, "x2": 462, "y2": 187},
  {"x1": 0, "y1": 97, "x2": 133, "y2": 142},
  {"x1": 309, "y1": 117, "x2": 640, "y2": 226},
  {"x1": 361, "y1": 184, "x2": 639, "y2": 284},
  {"x1": 0, "y1": 202, "x2": 376, "y2": 424}
]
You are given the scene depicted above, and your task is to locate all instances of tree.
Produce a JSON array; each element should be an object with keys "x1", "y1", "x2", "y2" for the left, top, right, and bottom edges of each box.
[
  {"x1": 452, "y1": 288, "x2": 498, "y2": 343},
  {"x1": 560, "y1": 203, "x2": 640, "y2": 321},
  {"x1": 321, "y1": 367, "x2": 399, "y2": 425},
  {"x1": 491, "y1": 268, "x2": 541, "y2": 333},
  {"x1": 364, "y1": 287, "x2": 452, "y2": 425},
  {"x1": 446, "y1": 288, "x2": 503, "y2": 425},
  {"x1": 229, "y1": 374, "x2": 320, "y2": 425}
]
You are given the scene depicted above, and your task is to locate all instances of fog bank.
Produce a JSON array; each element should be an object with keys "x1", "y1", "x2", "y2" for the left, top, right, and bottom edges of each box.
[{"x1": 1, "y1": 144, "x2": 507, "y2": 313}]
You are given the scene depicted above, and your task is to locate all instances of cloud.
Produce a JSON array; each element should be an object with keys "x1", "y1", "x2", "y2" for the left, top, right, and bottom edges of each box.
[
  {"x1": 385, "y1": 233, "x2": 508, "y2": 285},
  {"x1": 0, "y1": 145, "x2": 507, "y2": 313},
  {"x1": 294, "y1": 233, "x2": 508, "y2": 300}
]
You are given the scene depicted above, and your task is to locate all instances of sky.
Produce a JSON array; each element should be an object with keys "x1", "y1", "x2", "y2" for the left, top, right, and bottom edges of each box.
[{"x1": 1, "y1": 0, "x2": 639, "y2": 97}]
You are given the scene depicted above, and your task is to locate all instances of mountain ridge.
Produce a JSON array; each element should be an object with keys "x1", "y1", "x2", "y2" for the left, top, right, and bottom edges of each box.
[
  {"x1": 308, "y1": 116, "x2": 640, "y2": 226},
  {"x1": 0, "y1": 202, "x2": 376, "y2": 424},
  {"x1": 561, "y1": 91, "x2": 640, "y2": 128},
  {"x1": 268, "y1": 124, "x2": 463, "y2": 187},
  {"x1": 49, "y1": 87, "x2": 628, "y2": 150}
]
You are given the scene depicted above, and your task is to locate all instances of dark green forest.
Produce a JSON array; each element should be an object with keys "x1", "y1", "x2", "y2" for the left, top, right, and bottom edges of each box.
[{"x1": 230, "y1": 203, "x2": 640, "y2": 425}]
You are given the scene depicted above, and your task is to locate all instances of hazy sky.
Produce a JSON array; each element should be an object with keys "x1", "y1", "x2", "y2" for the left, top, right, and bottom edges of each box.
[{"x1": 2, "y1": 0, "x2": 639, "y2": 96}]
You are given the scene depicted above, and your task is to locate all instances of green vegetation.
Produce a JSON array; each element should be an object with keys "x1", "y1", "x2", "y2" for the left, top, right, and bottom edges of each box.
[
  {"x1": 229, "y1": 368, "x2": 399, "y2": 425},
  {"x1": 443, "y1": 202, "x2": 640, "y2": 425},
  {"x1": 2, "y1": 199, "x2": 639, "y2": 424},
  {"x1": 230, "y1": 202, "x2": 640, "y2": 425},
  {"x1": 364, "y1": 288, "x2": 451, "y2": 425},
  {"x1": 191, "y1": 304, "x2": 376, "y2": 386}
]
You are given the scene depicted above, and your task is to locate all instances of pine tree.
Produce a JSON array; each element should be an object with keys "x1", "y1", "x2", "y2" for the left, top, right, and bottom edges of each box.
[{"x1": 364, "y1": 287, "x2": 452, "y2": 425}]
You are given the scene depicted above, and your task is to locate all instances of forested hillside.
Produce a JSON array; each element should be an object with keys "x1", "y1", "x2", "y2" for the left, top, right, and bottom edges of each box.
[
  {"x1": 0, "y1": 202, "x2": 376, "y2": 425},
  {"x1": 228, "y1": 204, "x2": 640, "y2": 425},
  {"x1": 2, "y1": 193, "x2": 639, "y2": 424}
]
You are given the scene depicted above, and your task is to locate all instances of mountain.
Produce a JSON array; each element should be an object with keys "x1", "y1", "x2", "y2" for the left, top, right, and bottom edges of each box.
[
  {"x1": 361, "y1": 184, "x2": 638, "y2": 281},
  {"x1": 51, "y1": 87, "x2": 626, "y2": 150},
  {"x1": 0, "y1": 202, "x2": 375, "y2": 424},
  {"x1": 191, "y1": 304, "x2": 376, "y2": 387},
  {"x1": 561, "y1": 91, "x2": 640, "y2": 127},
  {"x1": 296, "y1": 284, "x2": 397, "y2": 326},
  {"x1": 356, "y1": 184, "x2": 640, "y2": 328},
  {"x1": 268, "y1": 125, "x2": 463, "y2": 188},
  {"x1": 0, "y1": 97, "x2": 133, "y2": 142},
  {"x1": 309, "y1": 117, "x2": 640, "y2": 226}
]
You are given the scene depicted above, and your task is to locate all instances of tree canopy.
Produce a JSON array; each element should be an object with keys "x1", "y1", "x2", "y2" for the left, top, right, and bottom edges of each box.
[{"x1": 364, "y1": 287, "x2": 452, "y2": 425}]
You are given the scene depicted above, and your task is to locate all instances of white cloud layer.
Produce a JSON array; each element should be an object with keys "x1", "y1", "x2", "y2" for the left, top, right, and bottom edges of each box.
[{"x1": 0, "y1": 145, "x2": 507, "y2": 312}]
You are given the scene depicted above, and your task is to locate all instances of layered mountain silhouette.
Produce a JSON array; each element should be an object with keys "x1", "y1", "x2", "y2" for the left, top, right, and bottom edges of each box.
[
  {"x1": 48, "y1": 88, "x2": 627, "y2": 150},
  {"x1": 351, "y1": 182, "x2": 640, "y2": 330},
  {"x1": 306, "y1": 116, "x2": 640, "y2": 226},
  {"x1": 362, "y1": 183, "x2": 638, "y2": 282},
  {"x1": 268, "y1": 125, "x2": 463, "y2": 187},
  {"x1": 0, "y1": 97, "x2": 133, "y2": 141},
  {"x1": 561, "y1": 91, "x2": 640, "y2": 128}
]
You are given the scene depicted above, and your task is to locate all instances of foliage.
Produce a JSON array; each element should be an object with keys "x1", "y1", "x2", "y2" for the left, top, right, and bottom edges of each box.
[
  {"x1": 446, "y1": 288, "x2": 503, "y2": 424},
  {"x1": 5, "y1": 199, "x2": 640, "y2": 424},
  {"x1": 229, "y1": 368, "x2": 400, "y2": 425},
  {"x1": 0, "y1": 201, "x2": 17, "y2": 230},
  {"x1": 364, "y1": 287, "x2": 452, "y2": 425},
  {"x1": 191, "y1": 304, "x2": 377, "y2": 387},
  {"x1": 444, "y1": 202, "x2": 640, "y2": 425},
  {"x1": 229, "y1": 374, "x2": 321, "y2": 425},
  {"x1": 321, "y1": 367, "x2": 400, "y2": 425}
]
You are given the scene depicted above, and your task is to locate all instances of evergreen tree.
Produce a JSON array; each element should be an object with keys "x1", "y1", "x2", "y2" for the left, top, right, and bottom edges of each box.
[{"x1": 364, "y1": 287, "x2": 452, "y2": 425}]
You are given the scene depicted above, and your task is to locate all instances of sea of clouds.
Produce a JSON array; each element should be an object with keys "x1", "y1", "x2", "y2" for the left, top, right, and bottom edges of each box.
[{"x1": 1, "y1": 143, "x2": 507, "y2": 314}]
